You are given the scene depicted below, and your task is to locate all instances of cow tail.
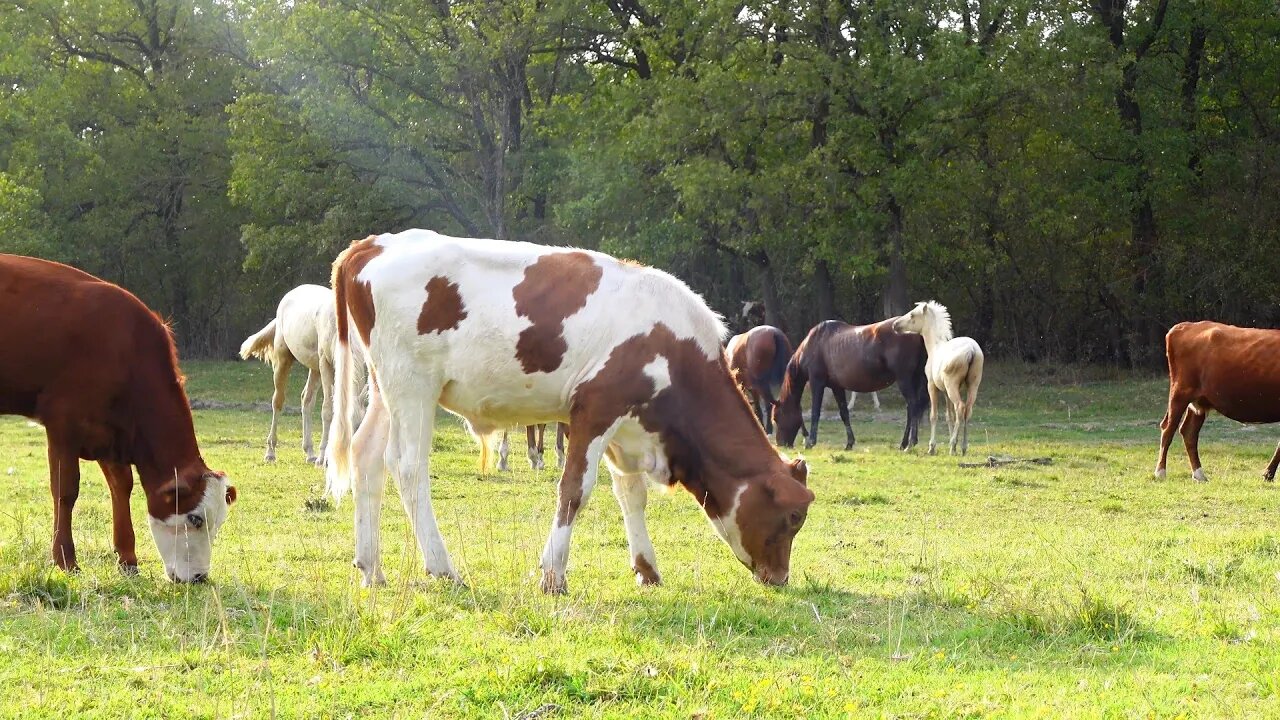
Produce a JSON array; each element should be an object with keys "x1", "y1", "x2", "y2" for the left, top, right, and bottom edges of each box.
[
  {"x1": 238, "y1": 318, "x2": 277, "y2": 366},
  {"x1": 326, "y1": 254, "x2": 356, "y2": 499}
]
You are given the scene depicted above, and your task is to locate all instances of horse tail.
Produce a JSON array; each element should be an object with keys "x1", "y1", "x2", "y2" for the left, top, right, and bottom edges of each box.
[
  {"x1": 963, "y1": 343, "x2": 985, "y2": 417},
  {"x1": 326, "y1": 250, "x2": 358, "y2": 499},
  {"x1": 766, "y1": 329, "x2": 792, "y2": 391},
  {"x1": 239, "y1": 318, "x2": 277, "y2": 366}
]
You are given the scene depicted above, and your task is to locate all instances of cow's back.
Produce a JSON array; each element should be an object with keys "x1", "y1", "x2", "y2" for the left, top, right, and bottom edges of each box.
[
  {"x1": 353, "y1": 230, "x2": 726, "y2": 426},
  {"x1": 0, "y1": 255, "x2": 149, "y2": 418},
  {"x1": 1166, "y1": 321, "x2": 1280, "y2": 423}
]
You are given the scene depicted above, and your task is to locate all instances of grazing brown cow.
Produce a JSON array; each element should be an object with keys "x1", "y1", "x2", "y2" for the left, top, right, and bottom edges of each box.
[
  {"x1": 1156, "y1": 321, "x2": 1280, "y2": 483},
  {"x1": 0, "y1": 254, "x2": 237, "y2": 581},
  {"x1": 726, "y1": 325, "x2": 794, "y2": 435}
]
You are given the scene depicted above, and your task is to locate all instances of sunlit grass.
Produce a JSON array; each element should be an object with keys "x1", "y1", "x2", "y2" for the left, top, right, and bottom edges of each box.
[{"x1": 1, "y1": 361, "x2": 1278, "y2": 717}]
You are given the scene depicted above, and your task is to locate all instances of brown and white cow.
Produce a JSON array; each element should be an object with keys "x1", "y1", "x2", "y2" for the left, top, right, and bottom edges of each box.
[
  {"x1": 326, "y1": 230, "x2": 814, "y2": 593},
  {"x1": 0, "y1": 254, "x2": 237, "y2": 581},
  {"x1": 1156, "y1": 321, "x2": 1280, "y2": 482}
]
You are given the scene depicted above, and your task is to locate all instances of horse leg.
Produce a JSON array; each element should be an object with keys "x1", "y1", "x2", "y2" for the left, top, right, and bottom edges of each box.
[
  {"x1": 527, "y1": 424, "x2": 545, "y2": 470},
  {"x1": 301, "y1": 366, "x2": 320, "y2": 463},
  {"x1": 1263, "y1": 441, "x2": 1280, "y2": 482},
  {"x1": 831, "y1": 387, "x2": 855, "y2": 450},
  {"x1": 961, "y1": 366, "x2": 983, "y2": 455},
  {"x1": 1156, "y1": 390, "x2": 1191, "y2": 479},
  {"x1": 612, "y1": 469, "x2": 659, "y2": 586},
  {"x1": 872, "y1": 392, "x2": 881, "y2": 411},
  {"x1": 1180, "y1": 406, "x2": 1209, "y2": 482},
  {"x1": 46, "y1": 434, "x2": 80, "y2": 572},
  {"x1": 265, "y1": 354, "x2": 294, "y2": 462},
  {"x1": 497, "y1": 431, "x2": 511, "y2": 472},
  {"x1": 806, "y1": 377, "x2": 826, "y2": 449},
  {"x1": 351, "y1": 378, "x2": 390, "y2": 586},
  {"x1": 926, "y1": 381, "x2": 941, "y2": 455},
  {"x1": 540, "y1": 414, "x2": 613, "y2": 594},
  {"x1": 317, "y1": 357, "x2": 335, "y2": 467},
  {"x1": 99, "y1": 461, "x2": 138, "y2": 574},
  {"x1": 946, "y1": 379, "x2": 966, "y2": 456}
]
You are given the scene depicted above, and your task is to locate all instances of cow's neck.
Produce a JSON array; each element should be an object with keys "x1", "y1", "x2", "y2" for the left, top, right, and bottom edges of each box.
[
  {"x1": 660, "y1": 356, "x2": 782, "y2": 516},
  {"x1": 128, "y1": 351, "x2": 205, "y2": 489}
]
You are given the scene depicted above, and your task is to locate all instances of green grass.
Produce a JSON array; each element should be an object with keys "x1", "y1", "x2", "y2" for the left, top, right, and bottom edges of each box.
[{"x1": 2, "y1": 361, "x2": 1279, "y2": 717}]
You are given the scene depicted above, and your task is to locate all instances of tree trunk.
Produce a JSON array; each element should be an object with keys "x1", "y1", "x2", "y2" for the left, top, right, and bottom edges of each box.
[
  {"x1": 814, "y1": 259, "x2": 838, "y2": 321},
  {"x1": 882, "y1": 195, "x2": 909, "y2": 317},
  {"x1": 759, "y1": 256, "x2": 784, "y2": 330}
]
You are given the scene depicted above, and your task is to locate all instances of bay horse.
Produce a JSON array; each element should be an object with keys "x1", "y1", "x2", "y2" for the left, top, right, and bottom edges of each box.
[
  {"x1": 0, "y1": 254, "x2": 237, "y2": 582},
  {"x1": 726, "y1": 325, "x2": 793, "y2": 434},
  {"x1": 774, "y1": 319, "x2": 929, "y2": 451},
  {"x1": 1156, "y1": 321, "x2": 1280, "y2": 482},
  {"x1": 892, "y1": 301, "x2": 985, "y2": 455},
  {"x1": 326, "y1": 230, "x2": 813, "y2": 592}
]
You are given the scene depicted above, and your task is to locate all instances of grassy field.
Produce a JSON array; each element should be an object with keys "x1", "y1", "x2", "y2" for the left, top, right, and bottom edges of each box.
[{"x1": 1, "y1": 360, "x2": 1278, "y2": 718}]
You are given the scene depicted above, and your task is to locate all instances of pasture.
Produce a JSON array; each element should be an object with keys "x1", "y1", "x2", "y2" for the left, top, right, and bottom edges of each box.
[{"x1": 1, "y1": 361, "x2": 1277, "y2": 718}]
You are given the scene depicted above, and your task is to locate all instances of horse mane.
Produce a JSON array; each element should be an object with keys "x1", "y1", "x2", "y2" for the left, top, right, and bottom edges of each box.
[{"x1": 923, "y1": 301, "x2": 954, "y2": 343}]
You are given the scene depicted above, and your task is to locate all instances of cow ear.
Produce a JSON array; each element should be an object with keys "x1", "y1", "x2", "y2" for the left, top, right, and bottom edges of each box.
[
  {"x1": 788, "y1": 458, "x2": 808, "y2": 486},
  {"x1": 155, "y1": 478, "x2": 196, "y2": 513},
  {"x1": 225, "y1": 485, "x2": 238, "y2": 505}
]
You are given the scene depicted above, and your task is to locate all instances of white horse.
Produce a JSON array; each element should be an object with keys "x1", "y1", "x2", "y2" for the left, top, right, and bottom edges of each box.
[
  {"x1": 851, "y1": 391, "x2": 881, "y2": 411},
  {"x1": 240, "y1": 284, "x2": 358, "y2": 464},
  {"x1": 892, "y1": 301, "x2": 984, "y2": 455}
]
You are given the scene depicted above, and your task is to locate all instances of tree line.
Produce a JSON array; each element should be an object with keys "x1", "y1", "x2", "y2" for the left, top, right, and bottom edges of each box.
[{"x1": 1, "y1": 0, "x2": 1276, "y2": 364}]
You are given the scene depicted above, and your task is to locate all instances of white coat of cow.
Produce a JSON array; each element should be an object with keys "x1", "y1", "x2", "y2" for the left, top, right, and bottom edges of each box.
[{"x1": 325, "y1": 230, "x2": 814, "y2": 593}]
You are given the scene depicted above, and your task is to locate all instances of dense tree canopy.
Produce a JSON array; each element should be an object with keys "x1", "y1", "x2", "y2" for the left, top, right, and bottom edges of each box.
[{"x1": 1, "y1": 0, "x2": 1276, "y2": 363}]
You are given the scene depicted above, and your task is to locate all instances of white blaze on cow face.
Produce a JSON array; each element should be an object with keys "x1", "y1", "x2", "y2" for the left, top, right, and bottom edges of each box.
[
  {"x1": 707, "y1": 484, "x2": 751, "y2": 567},
  {"x1": 149, "y1": 474, "x2": 235, "y2": 583}
]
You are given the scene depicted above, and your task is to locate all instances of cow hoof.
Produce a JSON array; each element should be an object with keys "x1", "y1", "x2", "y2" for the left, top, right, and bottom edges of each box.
[
  {"x1": 118, "y1": 562, "x2": 139, "y2": 576},
  {"x1": 1154, "y1": 468, "x2": 1166, "y2": 479},
  {"x1": 540, "y1": 569, "x2": 567, "y2": 595},
  {"x1": 1192, "y1": 468, "x2": 1208, "y2": 483},
  {"x1": 354, "y1": 560, "x2": 386, "y2": 587}
]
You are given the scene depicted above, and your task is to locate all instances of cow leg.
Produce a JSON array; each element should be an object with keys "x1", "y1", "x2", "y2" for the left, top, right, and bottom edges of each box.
[
  {"x1": 316, "y1": 357, "x2": 335, "y2": 467},
  {"x1": 301, "y1": 366, "x2": 320, "y2": 463},
  {"x1": 392, "y1": 403, "x2": 459, "y2": 582},
  {"x1": 99, "y1": 461, "x2": 138, "y2": 574},
  {"x1": 612, "y1": 470, "x2": 659, "y2": 586},
  {"x1": 497, "y1": 431, "x2": 511, "y2": 472},
  {"x1": 926, "y1": 381, "x2": 941, "y2": 455},
  {"x1": 555, "y1": 423, "x2": 567, "y2": 469},
  {"x1": 46, "y1": 439, "x2": 80, "y2": 572},
  {"x1": 265, "y1": 354, "x2": 294, "y2": 462},
  {"x1": 806, "y1": 377, "x2": 827, "y2": 449},
  {"x1": 1263, "y1": 441, "x2": 1280, "y2": 482},
  {"x1": 1180, "y1": 406, "x2": 1209, "y2": 482},
  {"x1": 540, "y1": 419, "x2": 613, "y2": 594},
  {"x1": 831, "y1": 387, "x2": 855, "y2": 450},
  {"x1": 351, "y1": 380, "x2": 390, "y2": 586},
  {"x1": 1156, "y1": 393, "x2": 1191, "y2": 479}
]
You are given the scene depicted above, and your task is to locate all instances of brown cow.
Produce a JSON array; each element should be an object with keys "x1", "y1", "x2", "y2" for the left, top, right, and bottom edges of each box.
[
  {"x1": 0, "y1": 254, "x2": 237, "y2": 581},
  {"x1": 725, "y1": 325, "x2": 794, "y2": 435},
  {"x1": 1156, "y1": 321, "x2": 1280, "y2": 483}
]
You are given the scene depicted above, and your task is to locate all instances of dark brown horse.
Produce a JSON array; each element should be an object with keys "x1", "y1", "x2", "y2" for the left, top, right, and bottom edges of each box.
[
  {"x1": 726, "y1": 325, "x2": 794, "y2": 434},
  {"x1": 774, "y1": 319, "x2": 929, "y2": 450}
]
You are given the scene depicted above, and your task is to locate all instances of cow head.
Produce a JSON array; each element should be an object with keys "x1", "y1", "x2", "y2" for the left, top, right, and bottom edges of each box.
[
  {"x1": 147, "y1": 468, "x2": 237, "y2": 583},
  {"x1": 709, "y1": 457, "x2": 813, "y2": 585}
]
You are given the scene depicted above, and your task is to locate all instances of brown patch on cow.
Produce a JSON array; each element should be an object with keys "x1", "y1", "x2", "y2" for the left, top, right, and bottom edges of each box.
[
  {"x1": 417, "y1": 275, "x2": 467, "y2": 334},
  {"x1": 512, "y1": 251, "x2": 603, "y2": 373},
  {"x1": 634, "y1": 555, "x2": 661, "y2": 585},
  {"x1": 332, "y1": 235, "x2": 384, "y2": 347}
]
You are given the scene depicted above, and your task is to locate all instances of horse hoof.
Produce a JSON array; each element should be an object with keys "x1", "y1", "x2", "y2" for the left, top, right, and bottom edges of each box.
[
  {"x1": 1154, "y1": 468, "x2": 1166, "y2": 479},
  {"x1": 540, "y1": 569, "x2": 568, "y2": 595},
  {"x1": 264, "y1": 452, "x2": 276, "y2": 463},
  {"x1": 1264, "y1": 471, "x2": 1276, "y2": 483},
  {"x1": 1192, "y1": 468, "x2": 1208, "y2": 483},
  {"x1": 928, "y1": 445, "x2": 937, "y2": 456}
]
